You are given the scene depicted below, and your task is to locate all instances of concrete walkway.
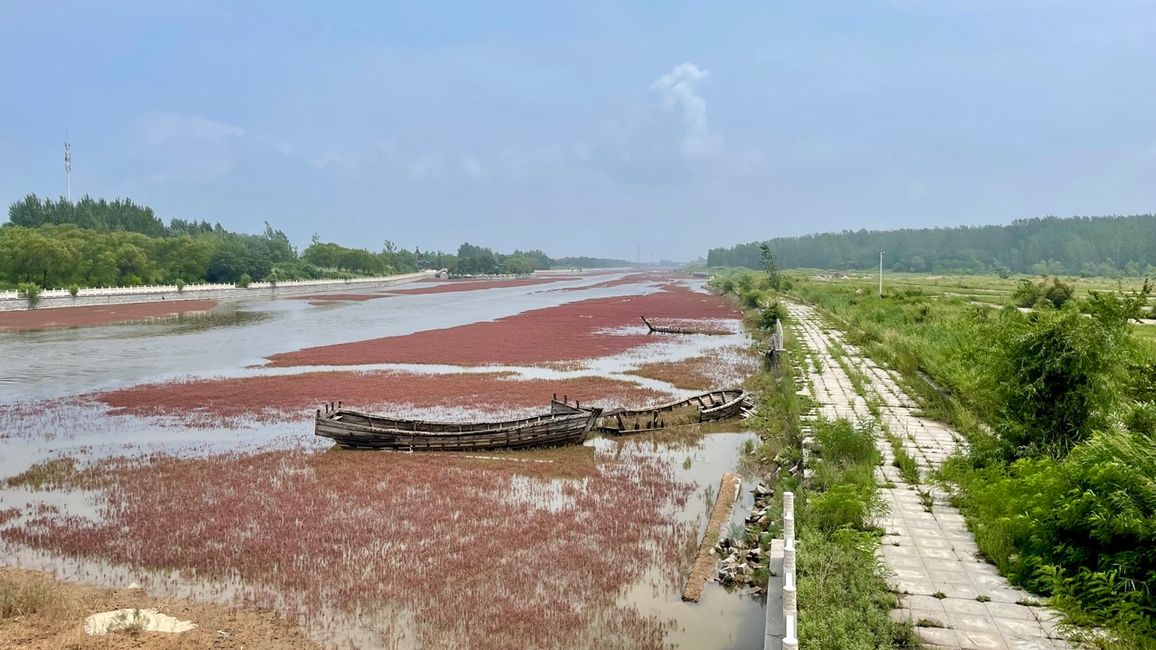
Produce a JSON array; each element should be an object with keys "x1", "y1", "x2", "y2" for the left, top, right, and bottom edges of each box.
[{"x1": 788, "y1": 301, "x2": 1074, "y2": 650}]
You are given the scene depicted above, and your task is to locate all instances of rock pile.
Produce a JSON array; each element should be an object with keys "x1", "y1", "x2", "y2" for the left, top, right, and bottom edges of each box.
[{"x1": 711, "y1": 481, "x2": 775, "y2": 594}]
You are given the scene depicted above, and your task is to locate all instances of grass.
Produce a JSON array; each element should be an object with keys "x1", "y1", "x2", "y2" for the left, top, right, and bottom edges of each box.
[
  {"x1": 0, "y1": 573, "x2": 56, "y2": 619},
  {"x1": 886, "y1": 433, "x2": 921, "y2": 485},
  {"x1": 797, "y1": 527, "x2": 917, "y2": 649}
]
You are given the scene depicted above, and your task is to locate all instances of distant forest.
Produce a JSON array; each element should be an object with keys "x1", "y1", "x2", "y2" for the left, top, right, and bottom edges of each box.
[
  {"x1": 708, "y1": 214, "x2": 1156, "y2": 277},
  {"x1": 1, "y1": 194, "x2": 628, "y2": 289}
]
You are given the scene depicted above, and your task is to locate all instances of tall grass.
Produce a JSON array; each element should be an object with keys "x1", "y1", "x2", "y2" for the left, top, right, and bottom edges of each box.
[{"x1": 0, "y1": 574, "x2": 56, "y2": 619}]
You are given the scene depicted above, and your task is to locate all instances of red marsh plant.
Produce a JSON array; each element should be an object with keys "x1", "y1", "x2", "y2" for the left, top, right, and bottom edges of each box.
[
  {"x1": 90, "y1": 372, "x2": 671, "y2": 427},
  {"x1": 2, "y1": 442, "x2": 696, "y2": 649},
  {"x1": 264, "y1": 284, "x2": 739, "y2": 368}
]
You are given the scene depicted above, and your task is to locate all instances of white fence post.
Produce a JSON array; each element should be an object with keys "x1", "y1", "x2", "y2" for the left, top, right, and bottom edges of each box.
[{"x1": 782, "y1": 491, "x2": 798, "y2": 649}]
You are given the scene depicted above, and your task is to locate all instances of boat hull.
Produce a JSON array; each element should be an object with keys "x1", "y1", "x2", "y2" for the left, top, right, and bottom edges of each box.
[
  {"x1": 551, "y1": 389, "x2": 749, "y2": 434},
  {"x1": 315, "y1": 408, "x2": 601, "y2": 451}
]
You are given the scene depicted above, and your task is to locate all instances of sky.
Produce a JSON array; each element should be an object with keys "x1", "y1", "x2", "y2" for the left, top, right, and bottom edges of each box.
[{"x1": 1, "y1": 1, "x2": 1154, "y2": 261}]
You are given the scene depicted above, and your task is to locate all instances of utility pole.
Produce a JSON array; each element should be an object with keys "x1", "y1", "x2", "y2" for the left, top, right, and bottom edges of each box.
[
  {"x1": 64, "y1": 138, "x2": 72, "y2": 202},
  {"x1": 879, "y1": 250, "x2": 885, "y2": 297}
]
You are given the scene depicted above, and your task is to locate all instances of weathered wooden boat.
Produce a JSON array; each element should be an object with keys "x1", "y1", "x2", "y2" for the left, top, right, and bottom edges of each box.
[
  {"x1": 551, "y1": 389, "x2": 750, "y2": 434},
  {"x1": 640, "y1": 316, "x2": 728, "y2": 336},
  {"x1": 315, "y1": 402, "x2": 602, "y2": 451}
]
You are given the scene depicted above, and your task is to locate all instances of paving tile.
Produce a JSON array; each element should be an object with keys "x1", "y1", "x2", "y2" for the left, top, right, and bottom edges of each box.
[
  {"x1": 916, "y1": 627, "x2": 963, "y2": 647},
  {"x1": 941, "y1": 597, "x2": 992, "y2": 616},
  {"x1": 955, "y1": 629, "x2": 1009, "y2": 649},
  {"x1": 985, "y1": 601, "x2": 1037, "y2": 621},
  {"x1": 904, "y1": 594, "x2": 950, "y2": 613},
  {"x1": 949, "y1": 612, "x2": 999, "y2": 632}
]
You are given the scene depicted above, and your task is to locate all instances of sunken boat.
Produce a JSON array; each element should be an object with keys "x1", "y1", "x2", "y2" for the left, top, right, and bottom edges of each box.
[
  {"x1": 314, "y1": 402, "x2": 602, "y2": 451},
  {"x1": 640, "y1": 316, "x2": 729, "y2": 336},
  {"x1": 552, "y1": 389, "x2": 750, "y2": 434}
]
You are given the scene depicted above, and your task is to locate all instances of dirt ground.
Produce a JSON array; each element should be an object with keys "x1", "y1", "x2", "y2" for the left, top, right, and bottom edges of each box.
[{"x1": 0, "y1": 567, "x2": 318, "y2": 649}]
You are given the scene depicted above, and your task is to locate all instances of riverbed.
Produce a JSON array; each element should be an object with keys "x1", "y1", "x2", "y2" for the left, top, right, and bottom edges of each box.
[{"x1": 0, "y1": 270, "x2": 764, "y2": 649}]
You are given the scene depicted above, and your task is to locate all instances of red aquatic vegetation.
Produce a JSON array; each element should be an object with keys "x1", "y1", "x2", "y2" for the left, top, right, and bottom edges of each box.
[
  {"x1": 265, "y1": 285, "x2": 740, "y2": 368},
  {"x1": 0, "y1": 300, "x2": 218, "y2": 332},
  {"x1": 92, "y1": 372, "x2": 671, "y2": 423},
  {"x1": 3, "y1": 443, "x2": 695, "y2": 649}
]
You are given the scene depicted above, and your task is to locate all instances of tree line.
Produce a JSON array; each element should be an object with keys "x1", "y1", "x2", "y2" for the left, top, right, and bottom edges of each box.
[
  {"x1": 1, "y1": 194, "x2": 628, "y2": 289},
  {"x1": 707, "y1": 214, "x2": 1156, "y2": 276}
]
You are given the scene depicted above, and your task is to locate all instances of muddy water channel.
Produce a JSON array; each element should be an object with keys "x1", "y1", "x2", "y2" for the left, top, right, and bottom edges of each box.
[{"x1": 0, "y1": 272, "x2": 764, "y2": 649}]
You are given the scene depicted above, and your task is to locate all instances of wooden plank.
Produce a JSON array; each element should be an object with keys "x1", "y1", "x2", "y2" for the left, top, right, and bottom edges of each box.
[{"x1": 682, "y1": 472, "x2": 743, "y2": 602}]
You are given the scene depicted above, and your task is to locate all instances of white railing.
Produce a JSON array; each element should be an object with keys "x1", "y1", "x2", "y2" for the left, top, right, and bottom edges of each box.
[
  {"x1": 0, "y1": 273, "x2": 430, "y2": 301},
  {"x1": 782, "y1": 491, "x2": 798, "y2": 650}
]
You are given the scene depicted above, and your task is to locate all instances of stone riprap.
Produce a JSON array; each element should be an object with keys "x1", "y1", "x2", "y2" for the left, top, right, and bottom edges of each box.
[{"x1": 788, "y1": 301, "x2": 1074, "y2": 650}]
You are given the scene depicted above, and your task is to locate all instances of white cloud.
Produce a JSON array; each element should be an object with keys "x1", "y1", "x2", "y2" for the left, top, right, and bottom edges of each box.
[
  {"x1": 461, "y1": 155, "x2": 488, "y2": 181},
  {"x1": 137, "y1": 113, "x2": 244, "y2": 146},
  {"x1": 650, "y1": 63, "x2": 722, "y2": 154}
]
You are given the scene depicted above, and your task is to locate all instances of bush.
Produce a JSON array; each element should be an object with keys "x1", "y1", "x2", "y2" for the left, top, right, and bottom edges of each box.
[
  {"x1": 806, "y1": 484, "x2": 875, "y2": 532},
  {"x1": 1014, "y1": 277, "x2": 1075, "y2": 309},
  {"x1": 67, "y1": 284, "x2": 79, "y2": 297},
  {"x1": 175, "y1": 278, "x2": 186, "y2": 292},
  {"x1": 992, "y1": 306, "x2": 1125, "y2": 457},
  {"x1": 815, "y1": 418, "x2": 878, "y2": 469},
  {"x1": 236, "y1": 273, "x2": 252, "y2": 288},
  {"x1": 947, "y1": 430, "x2": 1156, "y2": 638},
  {"x1": 759, "y1": 300, "x2": 788, "y2": 330},
  {"x1": 16, "y1": 282, "x2": 41, "y2": 308}
]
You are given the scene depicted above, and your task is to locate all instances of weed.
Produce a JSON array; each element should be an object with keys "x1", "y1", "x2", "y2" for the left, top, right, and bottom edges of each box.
[
  {"x1": 0, "y1": 574, "x2": 56, "y2": 619},
  {"x1": 917, "y1": 488, "x2": 934, "y2": 513}
]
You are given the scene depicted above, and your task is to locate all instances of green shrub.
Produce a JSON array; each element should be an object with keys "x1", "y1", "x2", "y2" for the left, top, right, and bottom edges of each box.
[
  {"x1": 236, "y1": 273, "x2": 252, "y2": 288},
  {"x1": 816, "y1": 418, "x2": 879, "y2": 469},
  {"x1": 806, "y1": 484, "x2": 875, "y2": 532},
  {"x1": 946, "y1": 430, "x2": 1156, "y2": 639},
  {"x1": 759, "y1": 300, "x2": 787, "y2": 330},
  {"x1": 16, "y1": 282, "x2": 41, "y2": 308},
  {"x1": 1014, "y1": 277, "x2": 1075, "y2": 309},
  {"x1": 175, "y1": 278, "x2": 186, "y2": 293},
  {"x1": 992, "y1": 306, "x2": 1126, "y2": 457},
  {"x1": 67, "y1": 284, "x2": 79, "y2": 297}
]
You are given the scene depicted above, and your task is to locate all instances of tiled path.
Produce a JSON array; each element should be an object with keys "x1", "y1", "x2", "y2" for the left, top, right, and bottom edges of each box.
[{"x1": 788, "y1": 302, "x2": 1074, "y2": 650}]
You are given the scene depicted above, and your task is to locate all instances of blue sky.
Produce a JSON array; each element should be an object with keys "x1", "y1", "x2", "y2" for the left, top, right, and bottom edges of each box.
[{"x1": 1, "y1": 1, "x2": 1154, "y2": 260}]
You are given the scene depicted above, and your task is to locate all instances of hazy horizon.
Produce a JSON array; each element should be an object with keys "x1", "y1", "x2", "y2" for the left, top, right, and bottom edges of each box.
[{"x1": 2, "y1": 2, "x2": 1154, "y2": 260}]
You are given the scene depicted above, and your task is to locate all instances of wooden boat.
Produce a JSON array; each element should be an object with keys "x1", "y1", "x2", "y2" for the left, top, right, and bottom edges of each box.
[
  {"x1": 551, "y1": 389, "x2": 750, "y2": 434},
  {"x1": 640, "y1": 316, "x2": 728, "y2": 336},
  {"x1": 315, "y1": 402, "x2": 602, "y2": 451}
]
